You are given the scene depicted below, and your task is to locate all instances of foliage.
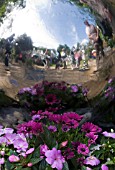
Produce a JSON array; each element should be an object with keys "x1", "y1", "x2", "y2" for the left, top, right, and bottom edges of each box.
[
  {"x1": 0, "y1": 0, "x2": 24, "y2": 21},
  {"x1": 17, "y1": 81, "x2": 88, "y2": 113},
  {"x1": 91, "y1": 77, "x2": 115, "y2": 127},
  {"x1": 57, "y1": 44, "x2": 70, "y2": 54},
  {"x1": 15, "y1": 34, "x2": 33, "y2": 52}
]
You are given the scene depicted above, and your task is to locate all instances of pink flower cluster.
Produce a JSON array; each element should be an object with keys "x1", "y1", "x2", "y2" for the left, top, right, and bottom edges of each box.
[{"x1": 0, "y1": 125, "x2": 34, "y2": 166}]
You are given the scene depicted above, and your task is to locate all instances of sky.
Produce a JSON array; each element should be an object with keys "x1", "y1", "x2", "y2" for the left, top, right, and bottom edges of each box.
[{"x1": 0, "y1": 0, "x2": 94, "y2": 49}]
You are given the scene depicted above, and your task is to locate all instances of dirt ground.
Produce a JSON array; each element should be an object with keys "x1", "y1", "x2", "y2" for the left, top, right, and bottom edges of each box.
[{"x1": 0, "y1": 49, "x2": 115, "y2": 100}]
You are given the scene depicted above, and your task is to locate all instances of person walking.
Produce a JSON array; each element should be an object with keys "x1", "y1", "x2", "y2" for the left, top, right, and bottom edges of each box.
[
  {"x1": 84, "y1": 20, "x2": 104, "y2": 70},
  {"x1": 60, "y1": 48, "x2": 67, "y2": 69}
]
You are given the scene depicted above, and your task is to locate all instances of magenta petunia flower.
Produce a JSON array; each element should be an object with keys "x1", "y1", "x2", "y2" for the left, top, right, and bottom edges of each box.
[
  {"x1": 86, "y1": 133, "x2": 98, "y2": 146},
  {"x1": 62, "y1": 125, "x2": 70, "y2": 132},
  {"x1": 101, "y1": 164, "x2": 109, "y2": 170},
  {"x1": 30, "y1": 88, "x2": 37, "y2": 95},
  {"x1": 48, "y1": 125, "x2": 57, "y2": 132},
  {"x1": 18, "y1": 87, "x2": 31, "y2": 94},
  {"x1": 86, "y1": 132, "x2": 98, "y2": 141},
  {"x1": 49, "y1": 114, "x2": 62, "y2": 123},
  {"x1": 71, "y1": 85, "x2": 78, "y2": 92},
  {"x1": 32, "y1": 115, "x2": 41, "y2": 121},
  {"x1": 45, "y1": 148, "x2": 65, "y2": 170},
  {"x1": 77, "y1": 157, "x2": 85, "y2": 166},
  {"x1": 9, "y1": 155, "x2": 20, "y2": 162},
  {"x1": 40, "y1": 144, "x2": 48, "y2": 156},
  {"x1": 17, "y1": 121, "x2": 43, "y2": 136},
  {"x1": 102, "y1": 131, "x2": 115, "y2": 139},
  {"x1": 63, "y1": 148, "x2": 75, "y2": 160},
  {"x1": 77, "y1": 143, "x2": 89, "y2": 156},
  {"x1": 81, "y1": 122, "x2": 102, "y2": 134},
  {"x1": 45, "y1": 94, "x2": 58, "y2": 105},
  {"x1": 84, "y1": 156, "x2": 100, "y2": 166}
]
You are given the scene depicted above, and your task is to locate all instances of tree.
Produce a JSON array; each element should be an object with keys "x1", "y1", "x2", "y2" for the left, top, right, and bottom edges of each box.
[
  {"x1": 0, "y1": 0, "x2": 25, "y2": 22},
  {"x1": 15, "y1": 34, "x2": 33, "y2": 52}
]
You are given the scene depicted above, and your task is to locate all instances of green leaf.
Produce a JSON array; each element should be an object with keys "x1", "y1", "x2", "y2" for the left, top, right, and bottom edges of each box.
[
  {"x1": 63, "y1": 161, "x2": 69, "y2": 170},
  {"x1": 45, "y1": 166, "x2": 53, "y2": 170},
  {"x1": 5, "y1": 160, "x2": 15, "y2": 170},
  {"x1": 32, "y1": 146, "x2": 40, "y2": 158},
  {"x1": 15, "y1": 166, "x2": 23, "y2": 170},
  {"x1": 38, "y1": 159, "x2": 47, "y2": 170},
  {"x1": 30, "y1": 158, "x2": 43, "y2": 165},
  {"x1": 32, "y1": 166, "x2": 39, "y2": 170},
  {"x1": 106, "y1": 160, "x2": 114, "y2": 165},
  {"x1": 81, "y1": 166, "x2": 87, "y2": 170},
  {"x1": 40, "y1": 126, "x2": 56, "y2": 148}
]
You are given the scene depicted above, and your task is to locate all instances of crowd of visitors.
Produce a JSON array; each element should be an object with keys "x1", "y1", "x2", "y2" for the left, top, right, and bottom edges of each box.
[
  {"x1": 0, "y1": 19, "x2": 110, "y2": 71},
  {"x1": 35, "y1": 46, "x2": 89, "y2": 71}
]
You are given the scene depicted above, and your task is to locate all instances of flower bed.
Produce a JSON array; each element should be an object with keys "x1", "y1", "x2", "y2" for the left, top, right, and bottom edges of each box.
[{"x1": 0, "y1": 78, "x2": 115, "y2": 170}]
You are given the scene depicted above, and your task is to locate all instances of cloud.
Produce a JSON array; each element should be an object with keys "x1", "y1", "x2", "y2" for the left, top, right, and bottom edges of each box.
[
  {"x1": 81, "y1": 39, "x2": 88, "y2": 45},
  {"x1": 0, "y1": 0, "x2": 88, "y2": 49}
]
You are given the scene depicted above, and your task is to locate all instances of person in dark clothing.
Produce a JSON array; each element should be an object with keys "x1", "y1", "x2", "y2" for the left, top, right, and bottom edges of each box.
[
  {"x1": 4, "y1": 53, "x2": 9, "y2": 67},
  {"x1": 55, "y1": 51, "x2": 62, "y2": 69},
  {"x1": 84, "y1": 20, "x2": 104, "y2": 69}
]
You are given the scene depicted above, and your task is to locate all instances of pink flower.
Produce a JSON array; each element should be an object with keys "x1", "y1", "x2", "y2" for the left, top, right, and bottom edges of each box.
[
  {"x1": 0, "y1": 150, "x2": 5, "y2": 156},
  {"x1": 27, "y1": 162, "x2": 33, "y2": 167},
  {"x1": 60, "y1": 141, "x2": 68, "y2": 147},
  {"x1": 45, "y1": 94, "x2": 58, "y2": 105},
  {"x1": 86, "y1": 167, "x2": 92, "y2": 170},
  {"x1": 86, "y1": 132, "x2": 98, "y2": 141},
  {"x1": 32, "y1": 115, "x2": 41, "y2": 121},
  {"x1": 40, "y1": 144, "x2": 48, "y2": 156},
  {"x1": 71, "y1": 85, "x2": 78, "y2": 92},
  {"x1": 77, "y1": 143, "x2": 89, "y2": 156},
  {"x1": 102, "y1": 131, "x2": 115, "y2": 139},
  {"x1": 77, "y1": 157, "x2": 85, "y2": 166},
  {"x1": 9, "y1": 155, "x2": 20, "y2": 162},
  {"x1": 5, "y1": 133, "x2": 17, "y2": 144},
  {"x1": 81, "y1": 122, "x2": 102, "y2": 134},
  {"x1": 0, "y1": 158, "x2": 4, "y2": 164},
  {"x1": 26, "y1": 148, "x2": 34, "y2": 155},
  {"x1": 48, "y1": 125, "x2": 57, "y2": 132},
  {"x1": 45, "y1": 148, "x2": 65, "y2": 170},
  {"x1": 101, "y1": 164, "x2": 109, "y2": 170},
  {"x1": 84, "y1": 156, "x2": 100, "y2": 166},
  {"x1": 63, "y1": 148, "x2": 75, "y2": 160}
]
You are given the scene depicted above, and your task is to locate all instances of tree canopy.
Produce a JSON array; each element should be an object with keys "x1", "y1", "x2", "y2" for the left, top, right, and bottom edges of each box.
[{"x1": 0, "y1": 0, "x2": 24, "y2": 22}]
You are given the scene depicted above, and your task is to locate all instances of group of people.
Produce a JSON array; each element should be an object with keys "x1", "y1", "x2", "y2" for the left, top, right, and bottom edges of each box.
[
  {"x1": 40, "y1": 47, "x2": 88, "y2": 71},
  {"x1": 42, "y1": 20, "x2": 105, "y2": 71},
  {"x1": 2, "y1": 20, "x2": 106, "y2": 71}
]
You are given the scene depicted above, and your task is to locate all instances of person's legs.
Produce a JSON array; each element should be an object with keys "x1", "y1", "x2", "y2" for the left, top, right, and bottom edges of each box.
[{"x1": 94, "y1": 43, "x2": 100, "y2": 69}]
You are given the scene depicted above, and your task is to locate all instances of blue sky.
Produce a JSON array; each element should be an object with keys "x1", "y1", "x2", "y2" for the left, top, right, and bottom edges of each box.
[{"x1": 0, "y1": 0, "x2": 94, "y2": 49}]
